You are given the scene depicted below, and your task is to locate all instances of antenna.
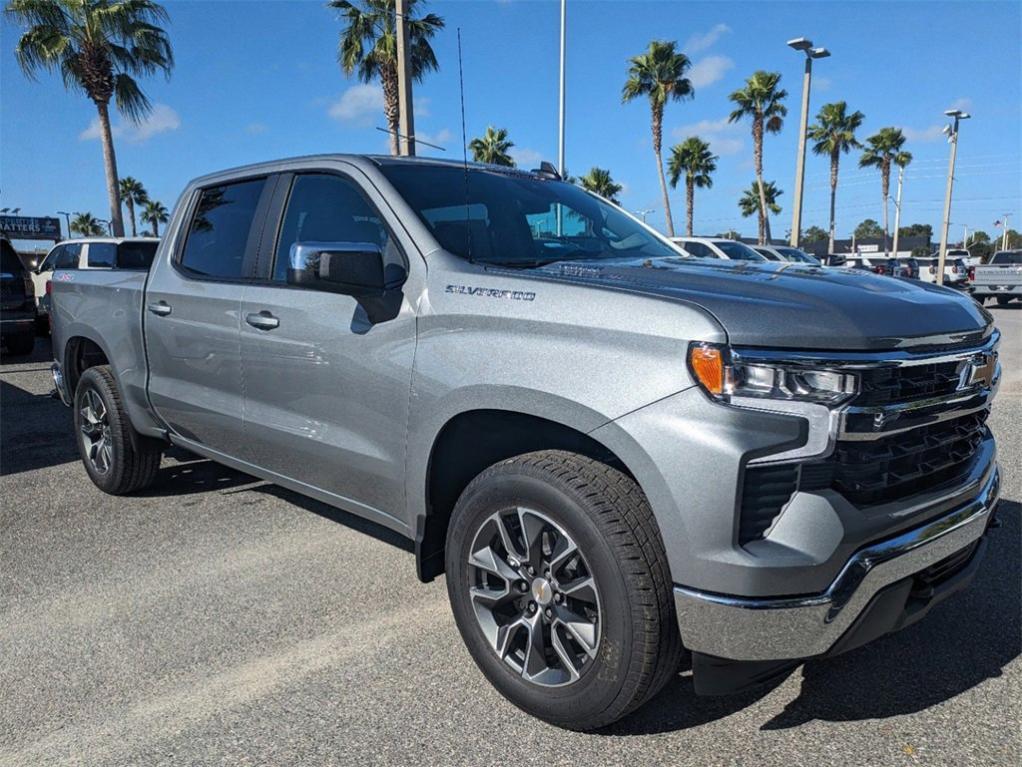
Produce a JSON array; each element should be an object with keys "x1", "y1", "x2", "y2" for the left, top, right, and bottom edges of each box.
[{"x1": 457, "y1": 27, "x2": 473, "y2": 263}]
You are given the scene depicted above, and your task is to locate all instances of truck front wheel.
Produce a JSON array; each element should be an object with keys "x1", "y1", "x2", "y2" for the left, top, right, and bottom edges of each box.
[
  {"x1": 445, "y1": 450, "x2": 683, "y2": 730},
  {"x1": 74, "y1": 366, "x2": 163, "y2": 495}
]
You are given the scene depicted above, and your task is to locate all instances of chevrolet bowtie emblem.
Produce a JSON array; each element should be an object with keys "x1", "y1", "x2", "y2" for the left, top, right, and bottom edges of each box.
[{"x1": 959, "y1": 353, "x2": 998, "y2": 391}]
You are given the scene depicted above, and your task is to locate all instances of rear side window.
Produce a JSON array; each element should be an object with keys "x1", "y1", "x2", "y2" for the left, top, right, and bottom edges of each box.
[
  {"x1": 87, "y1": 243, "x2": 116, "y2": 268},
  {"x1": 117, "y1": 241, "x2": 158, "y2": 270},
  {"x1": 1, "y1": 240, "x2": 23, "y2": 274},
  {"x1": 992, "y1": 251, "x2": 1022, "y2": 264},
  {"x1": 273, "y1": 173, "x2": 393, "y2": 283},
  {"x1": 684, "y1": 242, "x2": 712, "y2": 258},
  {"x1": 180, "y1": 178, "x2": 266, "y2": 279}
]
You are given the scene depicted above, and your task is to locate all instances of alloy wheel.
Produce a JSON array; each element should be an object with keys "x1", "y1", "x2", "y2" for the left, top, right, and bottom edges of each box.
[
  {"x1": 467, "y1": 507, "x2": 601, "y2": 687},
  {"x1": 79, "y1": 389, "x2": 113, "y2": 475}
]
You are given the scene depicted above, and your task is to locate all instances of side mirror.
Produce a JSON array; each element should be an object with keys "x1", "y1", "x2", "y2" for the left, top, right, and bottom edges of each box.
[{"x1": 287, "y1": 241, "x2": 403, "y2": 297}]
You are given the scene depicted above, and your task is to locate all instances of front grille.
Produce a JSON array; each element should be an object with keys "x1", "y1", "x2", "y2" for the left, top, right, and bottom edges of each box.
[
  {"x1": 855, "y1": 360, "x2": 965, "y2": 406},
  {"x1": 801, "y1": 411, "x2": 988, "y2": 506},
  {"x1": 738, "y1": 465, "x2": 799, "y2": 544}
]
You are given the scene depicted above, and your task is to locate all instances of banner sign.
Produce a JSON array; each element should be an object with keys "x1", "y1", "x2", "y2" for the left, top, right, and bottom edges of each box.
[{"x1": 0, "y1": 215, "x2": 62, "y2": 241}]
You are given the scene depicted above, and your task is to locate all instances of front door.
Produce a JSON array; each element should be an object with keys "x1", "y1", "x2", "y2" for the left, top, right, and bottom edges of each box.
[
  {"x1": 145, "y1": 176, "x2": 272, "y2": 451},
  {"x1": 237, "y1": 171, "x2": 418, "y2": 527}
]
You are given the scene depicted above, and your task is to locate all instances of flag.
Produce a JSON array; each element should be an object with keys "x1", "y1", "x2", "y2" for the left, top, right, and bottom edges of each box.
[{"x1": 994, "y1": 220, "x2": 1003, "y2": 228}]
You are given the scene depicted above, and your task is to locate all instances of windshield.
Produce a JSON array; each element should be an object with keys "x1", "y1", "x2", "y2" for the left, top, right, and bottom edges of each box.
[
  {"x1": 753, "y1": 247, "x2": 781, "y2": 261},
  {"x1": 379, "y1": 164, "x2": 683, "y2": 265},
  {"x1": 774, "y1": 246, "x2": 820, "y2": 265},
  {"x1": 992, "y1": 251, "x2": 1022, "y2": 264},
  {"x1": 715, "y1": 241, "x2": 766, "y2": 261}
]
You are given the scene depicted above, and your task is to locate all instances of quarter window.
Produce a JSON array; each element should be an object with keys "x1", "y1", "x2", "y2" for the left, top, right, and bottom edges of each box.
[
  {"x1": 273, "y1": 174, "x2": 392, "y2": 283},
  {"x1": 87, "y1": 243, "x2": 116, "y2": 268},
  {"x1": 180, "y1": 178, "x2": 266, "y2": 279}
]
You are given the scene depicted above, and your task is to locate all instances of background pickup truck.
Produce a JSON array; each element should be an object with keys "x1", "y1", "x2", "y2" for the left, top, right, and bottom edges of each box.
[
  {"x1": 970, "y1": 250, "x2": 1022, "y2": 305},
  {"x1": 49, "y1": 155, "x2": 1003, "y2": 730}
]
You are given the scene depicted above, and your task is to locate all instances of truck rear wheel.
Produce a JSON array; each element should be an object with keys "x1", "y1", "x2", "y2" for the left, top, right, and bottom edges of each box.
[
  {"x1": 74, "y1": 366, "x2": 163, "y2": 495},
  {"x1": 445, "y1": 450, "x2": 682, "y2": 730}
]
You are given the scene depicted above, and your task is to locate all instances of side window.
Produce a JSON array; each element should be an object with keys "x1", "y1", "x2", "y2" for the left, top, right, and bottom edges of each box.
[
  {"x1": 180, "y1": 178, "x2": 266, "y2": 279},
  {"x1": 86, "y1": 242, "x2": 116, "y2": 268},
  {"x1": 39, "y1": 246, "x2": 63, "y2": 272},
  {"x1": 55, "y1": 243, "x2": 81, "y2": 269},
  {"x1": 686, "y1": 242, "x2": 709, "y2": 258},
  {"x1": 273, "y1": 174, "x2": 392, "y2": 283}
]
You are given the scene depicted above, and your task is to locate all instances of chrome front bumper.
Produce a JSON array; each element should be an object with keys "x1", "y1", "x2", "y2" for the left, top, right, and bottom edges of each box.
[{"x1": 674, "y1": 465, "x2": 1000, "y2": 661}]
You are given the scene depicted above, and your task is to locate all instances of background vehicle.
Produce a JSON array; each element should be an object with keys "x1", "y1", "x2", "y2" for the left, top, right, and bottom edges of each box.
[
  {"x1": 1, "y1": 236, "x2": 36, "y2": 357},
  {"x1": 670, "y1": 236, "x2": 766, "y2": 261},
  {"x1": 31, "y1": 238, "x2": 158, "y2": 320},
  {"x1": 907, "y1": 256, "x2": 967, "y2": 286},
  {"x1": 753, "y1": 245, "x2": 822, "y2": 266},
  {"x1": 969, "y1": 249, "x2": 1022, "y2": 305},
  {"x1": 49, "y1": 155, "x2": 1001, "y2": 730}
]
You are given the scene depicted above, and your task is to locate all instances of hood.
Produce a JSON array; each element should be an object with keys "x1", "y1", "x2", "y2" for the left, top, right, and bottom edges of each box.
[{"x1": 503, "y1": 257, "x2": 994, "y2": 351}]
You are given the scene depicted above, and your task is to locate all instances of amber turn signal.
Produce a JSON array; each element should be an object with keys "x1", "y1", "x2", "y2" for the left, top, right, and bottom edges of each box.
[{"x1": 688, "y1": 344, "x2": 726, "y2": 395}]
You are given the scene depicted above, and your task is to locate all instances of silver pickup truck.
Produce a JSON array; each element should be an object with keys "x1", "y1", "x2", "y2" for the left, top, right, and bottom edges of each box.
[
  {"x1": 50, "y1": 155, "x2": 1003, "y2": 730},
  {"x1": 969, "y1": 249, "x2": 1022, "y2": 305}
]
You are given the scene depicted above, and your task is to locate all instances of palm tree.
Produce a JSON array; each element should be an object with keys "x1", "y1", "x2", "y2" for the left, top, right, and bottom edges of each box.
[
  {"x1": 728, "y1": 71, "x2": 787, "y2": 243},
  {"x1": 622, "y1": 40, "x2": 693, "y2": 237},
  {"x1": 469, "y1": 126, "x2": 515, "y2": 166},
  {"x1": 739, "y1": 180, "x2": 782, "y2": 232},
  {"x1": 141, "y1": 199, "x2": 169, "y2": 237},
  {"x1": 667, "y1": 137, "x2": 717, "y2": 236},
  {"x1": 119, "y1": 176, "x2": 149, "y2": 237},
  {"x1": 330, "y1": 0, "x2": 444, "y2": 156},
  {"x1": 808, "y1": 101, "x2": 865, "y2": 254},
  {"x1": 70, "y1": 212, "x2": 105, "y2": 237},
  {"x1": 859, "y1": 127, "x2": 909, "y2": 253},
  {"x1": 7, "y1": 0, "x2": 174, "y2": 237},
  {"x1": 579, "y1": 167, "x2": 623, "y2": 204}
]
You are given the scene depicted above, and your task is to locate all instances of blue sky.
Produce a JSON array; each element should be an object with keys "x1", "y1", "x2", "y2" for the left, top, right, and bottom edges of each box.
[{"x1": 3, "y1": 0, "x2": 1020, "y2": 251}]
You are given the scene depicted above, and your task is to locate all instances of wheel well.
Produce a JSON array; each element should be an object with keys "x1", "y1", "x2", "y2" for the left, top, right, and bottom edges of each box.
[
  {"x1": 417, "y1": 409, "x2": 632, "y2": 582},
  {"x1": 64, "y1": 337, "x2": 109, "y2": 395}
]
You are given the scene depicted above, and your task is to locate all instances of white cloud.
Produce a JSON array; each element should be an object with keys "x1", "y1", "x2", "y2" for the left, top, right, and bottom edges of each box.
[
  {"x1": 414, "y1": 128, "x2": 453, "y2": 149},
  {"x1": 79, "y1": 103, "x2": 180, "y2": 144},
  {"x1": 813, "y1": 75, "x2": 833, "y2": 92},
  {"x1": 328, "y1": 84, "x2": 384, "y2": 124},
  {"x1": 684, "y1": 23, "x2": 731, "y2": 53},
  {"x1": 901, "y1": 124, "x2": 946, "y2": 142},
  {"x1": 673, "y1": 117, "x2": 745, "y2": 156},
  {"x1": 510, "y1": 147, "x2": 545, "y2": 168},
  {"x1": 688, "y1": 55, "x2": 734, "y2": 89},
  {"x1": 246, "y1": 122, "x2": 268, "y2": 135}
]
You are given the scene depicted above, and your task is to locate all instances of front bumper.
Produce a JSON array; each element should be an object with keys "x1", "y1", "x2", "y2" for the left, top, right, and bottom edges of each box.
[{"x1": 674, "y1": 465, "x2": 1000, "y2": 662}]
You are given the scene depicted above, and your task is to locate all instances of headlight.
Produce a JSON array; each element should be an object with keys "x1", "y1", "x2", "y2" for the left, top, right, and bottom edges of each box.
[{"x1": 687, "y1": 342, "x2": 857, "y2": 405}]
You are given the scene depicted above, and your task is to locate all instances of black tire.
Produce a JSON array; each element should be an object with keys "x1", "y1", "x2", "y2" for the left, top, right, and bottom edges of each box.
[
  {"x1": 2, "y1": 333, "x2": 34, "y2": 358},
  {"x1": 996, "y1": 296, "x2": 1012, "y2": 306},
  {"x1": 73, "y1": 365, "x2": 163, "y2": 494},
  {"x1": 446, "y1": 450, "x2": 683, "y2": 730}
]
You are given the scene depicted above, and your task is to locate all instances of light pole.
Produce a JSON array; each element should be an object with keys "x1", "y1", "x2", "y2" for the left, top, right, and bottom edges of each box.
[
  {"x1": 1002, "y1": 213, "x2": 1012, "y2": 251},
  {"x1": 936, "y1": 108, "x2": 970, "y2": 285},
  {"x1": 57, "y1": 210, "x2": 72, "y2": 239},
  {"x1": 890, "y1": 166, "x2": 905, "y2": 258},
  {"x1": 787, "y1": 37, "x2": 830, "y2": 248}
]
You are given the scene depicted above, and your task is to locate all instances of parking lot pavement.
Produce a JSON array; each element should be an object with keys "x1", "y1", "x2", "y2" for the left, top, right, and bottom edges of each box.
[{"x1": 1, "y1": 306, "x2": 1019, "y2": 767}]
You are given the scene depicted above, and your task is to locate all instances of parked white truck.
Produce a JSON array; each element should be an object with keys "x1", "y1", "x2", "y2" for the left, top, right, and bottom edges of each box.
[{"x1": 969, "y1": 250, "x2": 1022, "y2": 305}]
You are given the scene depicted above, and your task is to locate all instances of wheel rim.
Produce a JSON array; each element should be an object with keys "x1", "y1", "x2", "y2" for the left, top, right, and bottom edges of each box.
[
  {"x1": 79, "y1": 389, "x2": 113, "y2": 475},
  {"x1": 467, "y1": 507, "x2": 601, "y2": 687}
]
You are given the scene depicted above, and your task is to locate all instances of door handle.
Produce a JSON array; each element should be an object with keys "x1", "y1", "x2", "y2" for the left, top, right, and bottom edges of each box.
[
  {"x1": 148, "y1": 301, "x2": 172, "y2": 316},
  {"x1": 246, "y1": 311, "x2": 280, "y2": 330}
]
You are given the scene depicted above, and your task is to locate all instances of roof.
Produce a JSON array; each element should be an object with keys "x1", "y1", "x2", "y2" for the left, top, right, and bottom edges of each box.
[{"x1": 58, "y1": 237, "x2": 156, "y2": 245}]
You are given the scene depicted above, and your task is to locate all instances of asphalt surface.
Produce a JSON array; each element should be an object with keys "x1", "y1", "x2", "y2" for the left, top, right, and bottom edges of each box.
[{"x1": 1, "y1": 305, "x2": 1020, "y2": 767}]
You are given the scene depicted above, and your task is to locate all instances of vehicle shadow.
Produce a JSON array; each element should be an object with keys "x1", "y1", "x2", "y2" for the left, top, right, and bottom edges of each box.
[
  {"x1": 606, "y1": 499, "x2": 1021, "y2": 736},
  {"x1": 0, "y1": 378, "x2": 78, "y2": 476},
  {"x1": 142, "y1": 447, "x2": 412, "y2": 553}
]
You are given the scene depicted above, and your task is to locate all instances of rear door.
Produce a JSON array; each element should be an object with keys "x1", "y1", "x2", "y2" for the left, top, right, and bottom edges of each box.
[
  {"x1": 236, "y1": 169, "x2": 419, "y2": 525},
  {"x1": 145, "y1": 175, "x2": 274, "y2": 451}
]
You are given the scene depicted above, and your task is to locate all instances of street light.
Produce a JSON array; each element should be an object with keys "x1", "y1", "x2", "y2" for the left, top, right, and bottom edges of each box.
[
  {"x1": 787, "y1": 37, "x2": 830, "y2": 249},
  {"x1": 634, "y1": 208, "x2": 654, "y2": 224},
  {"x1": 57, "y1": 210, "x2": 72, "y2": 239},
  {"x1": 936, "y1": 108, "x2": 970, "y2": 285}
]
